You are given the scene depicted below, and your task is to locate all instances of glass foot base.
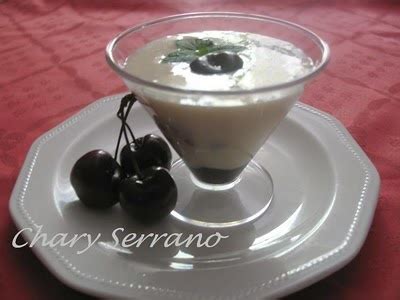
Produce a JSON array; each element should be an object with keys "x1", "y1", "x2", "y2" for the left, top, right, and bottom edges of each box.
[{"x1": 170, "y1": 159, "x2": 273, "y2": 228}]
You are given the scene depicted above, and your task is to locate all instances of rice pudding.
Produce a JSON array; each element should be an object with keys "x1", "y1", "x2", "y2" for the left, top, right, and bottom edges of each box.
[{"x1": 124, "y1": 31, "x2": 314, "y2": 184}]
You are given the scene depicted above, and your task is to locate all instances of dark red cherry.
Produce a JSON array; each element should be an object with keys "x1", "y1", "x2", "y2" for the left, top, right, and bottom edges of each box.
[
  {"x1": 190, "y1": 52, "x2": 243, "y2": 74},
  {"x1": 120, "y1": 134, "x2": 172, "y2": 176},
  {"x1": 70, "y1": 150, "x2": 123, "y2": 209},
  {"x1": 119, "y1": 166, "x2": 177, "y2": 223}
]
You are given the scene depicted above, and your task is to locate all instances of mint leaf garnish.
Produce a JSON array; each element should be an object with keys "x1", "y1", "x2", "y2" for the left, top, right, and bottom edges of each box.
[
  {"x1": 162, "y1": 49, "x2": 198, "y2": 63},
  {"x1": 161, "y1": 37, "x2": 246, "y2": 64},
  {"x1": 176, "y1": 38, "x2": 214, "y2": 51}
]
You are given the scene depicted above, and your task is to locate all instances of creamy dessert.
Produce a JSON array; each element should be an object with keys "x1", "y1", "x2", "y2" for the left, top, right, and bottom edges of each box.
[{"x1": 124, "y1": 31, "x2": 314, "y2": 184}]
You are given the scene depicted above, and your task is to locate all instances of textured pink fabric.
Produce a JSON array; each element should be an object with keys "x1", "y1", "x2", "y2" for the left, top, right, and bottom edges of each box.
[{"x1": 1, "y1": 0, "x2": 399, "y2": 299}]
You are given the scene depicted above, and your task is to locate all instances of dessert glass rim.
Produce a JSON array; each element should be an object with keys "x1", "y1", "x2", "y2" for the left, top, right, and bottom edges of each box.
[{"x1": 105, "y1": 12, "x2": 330, "y2": 96}]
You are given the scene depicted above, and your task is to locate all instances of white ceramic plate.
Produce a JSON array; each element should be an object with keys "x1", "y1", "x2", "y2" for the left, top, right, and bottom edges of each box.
[{"x1": 9, "y1": 94, "x2": 380, "y2": 299}]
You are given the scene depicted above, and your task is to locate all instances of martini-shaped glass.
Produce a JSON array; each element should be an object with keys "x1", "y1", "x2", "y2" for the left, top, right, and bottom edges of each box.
[{"x1": 106, "y1": 13, "x2": 329, "y2": 228}]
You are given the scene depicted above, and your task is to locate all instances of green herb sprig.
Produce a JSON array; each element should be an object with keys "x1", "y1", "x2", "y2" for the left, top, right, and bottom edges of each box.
[{"x1": 161, "y1": 38, "x2": 246, "y2": 63}]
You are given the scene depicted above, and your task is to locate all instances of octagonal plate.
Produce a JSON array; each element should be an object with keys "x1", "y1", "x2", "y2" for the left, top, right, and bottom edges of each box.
[{"x1": 9, "y1": 94, "x2": 380, "y2": 299}]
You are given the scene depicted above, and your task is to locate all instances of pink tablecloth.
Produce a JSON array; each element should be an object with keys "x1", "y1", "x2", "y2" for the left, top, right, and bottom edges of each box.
[{"x1": 1, "y1": 0, "x2": 399, "y2": 299}]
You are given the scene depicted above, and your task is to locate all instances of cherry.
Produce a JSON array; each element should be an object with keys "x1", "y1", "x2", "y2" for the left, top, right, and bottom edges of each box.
[
  {"x1": 190, "y1": 52, "x2": 243, "y2": 74},
  {"x1": 70, "y1": 150, "x2": 123, "y2": 209},
  {"x1": 119, "y1": 166, "x2": 177, "y2": 223},
  {"x1": 69, "y1": 93, "x2": 178, "y2": 223},
  {"x1": 120, "y1": 134, "x2": 172, "y2": 176}
]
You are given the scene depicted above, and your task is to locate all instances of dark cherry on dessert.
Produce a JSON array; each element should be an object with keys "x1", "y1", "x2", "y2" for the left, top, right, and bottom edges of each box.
[
  {"x1": 120, "y1": 134, "x2": 172, "y2": 176},
  {"x1": 190, "y1": 52, "x2": 243, "y2": 75},
  {"x1": 119, "y1": 166, "x2": 177, "y2": 223},
  {"x1": 70, "y1": 150, "x2": 123, "y2": 208}
]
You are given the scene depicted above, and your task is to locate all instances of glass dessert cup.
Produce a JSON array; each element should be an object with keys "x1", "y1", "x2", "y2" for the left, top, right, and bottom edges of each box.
[{"x1": 106, "y1": 12, "x2": 329, "y2": 228}]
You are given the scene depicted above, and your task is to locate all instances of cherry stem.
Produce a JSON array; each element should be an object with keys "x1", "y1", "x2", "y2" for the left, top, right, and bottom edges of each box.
[
  {"x1": 114, "y1": 94, "x2": 136, "y2": 160},
  {"x1": 121, "y1": 102, "x2": 133, "y2": 146},
  {"x1": 124, "y1": 122, "x2": 136, "y2": 144},
  {"x1": 117, "y1": 94, "x2": 137, "y2": 143},
  {"x1": 114, "y1": 93, "x2": 143, "y2": 179}
]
